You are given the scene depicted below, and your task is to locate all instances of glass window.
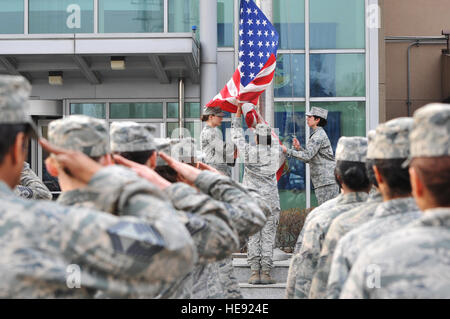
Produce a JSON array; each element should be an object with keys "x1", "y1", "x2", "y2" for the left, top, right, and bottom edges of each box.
[
  {"x1": 166, "y1": 121, "x2": 200, "y2": 139},
  {"x1": 29, "y1": 0, "x2": 94, "y2": 34},
  {"x1": 41, "y1": 126, "x2": 61, "y2": 193},
  {"x1": 310, "y1": 54, "x2": 365, "y2": 97},
  {"x1": 217, "y1": 0, "x2": 233, "y2": 47},
  {"x1": 273, "y1": 0, "x2": 305, "y2": 50},
  {"x1": 310, "y1": 0, "x2": 365, "y2": 49},
  {"x1": 274, "y1": 54, "x2": 305, "y2": 98},
  {"x1": 168, "y1": 0, "x2": 199, "y2": 33},
  {"x1": 167, "y1": 102, "x2": 201, "y2": 119},
  {"x1": 70, "y1": 103, "x2": 106, "y2": 119},
  {"x1": 0, "y1": 0, "x2": 24, "y2": 34},
  {"x1": 99, "y1": 0, "x2": 163, "y2": 33},
  {"x1": 275, "y1": 102, "x2": 307, "y2": 210},
  {"x1": 110, "y1": 102, "x2": 163, "y2": 119}
]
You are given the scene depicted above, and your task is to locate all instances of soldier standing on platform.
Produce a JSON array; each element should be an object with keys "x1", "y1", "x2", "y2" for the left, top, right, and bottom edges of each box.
[{"x1": 285, "y1": 106, "x2": 339, "y2": 205}]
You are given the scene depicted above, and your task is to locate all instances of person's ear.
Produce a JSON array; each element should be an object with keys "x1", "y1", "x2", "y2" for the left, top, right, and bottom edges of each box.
[
  {"x1": 12, "y1": 132, "x2": 27, "y2": 166},
  {"x1": 148, "y1": 152, "x2": 157, "y2": 169},
  {"x1": 409, "y1": 167, "x2": 424, "y2": 200},
  {"x1": 373, "y1": 165, "x2": 384, "y2": 187},
  {"x1": 45, "y1": 156, "x2": 59, "y2": 177}
]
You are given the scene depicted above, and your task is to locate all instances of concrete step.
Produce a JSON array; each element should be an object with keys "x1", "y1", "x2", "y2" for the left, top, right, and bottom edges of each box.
[
  {"x1": 239, "y1": 283, "x2": 286, "y2": 299},
  {"x1": 232, "y1": 258, "x2": 290, "y2": 283}
]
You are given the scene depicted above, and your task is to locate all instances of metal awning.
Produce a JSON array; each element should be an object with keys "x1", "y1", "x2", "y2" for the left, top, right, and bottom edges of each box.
[{"x1": 0, "y1": 33, "x2": 200, "y2": 85}]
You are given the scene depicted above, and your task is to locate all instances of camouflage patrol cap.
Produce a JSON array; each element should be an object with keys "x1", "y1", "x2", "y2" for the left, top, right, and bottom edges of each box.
[
  {"x1": 403, "y1": 103, "x2": 450, "y2": 167},
  {"x1": 306, "y1": 106, "x2": 328, "y2": 120},
  {"x1": 0, "y1": 75, "x2": 39, "y2": 139},
  {"x1": 335, "y1": 136, "x2": 368, "y2": 162},
  {"x1": 203, "y1": 106, "x2": 225, "y2": 117},
  {"x1": 369, "y1": 117, "x2": 413, "y2": 160},
  {"x1": 110, "y1": 121, "x2": 156, "y2": 153},
  {"x1": 48, "y1": 115, "x2": 109, "y2": 157},
  {"x1": 155, "y1": 137, "x2": 198, "y2": 166},
  {"x1": 255, "y1": 123, "x2": 272, "y2": 136},
  {"x1": 366, "y1": 130, "x2": 377, "y2": 160}
]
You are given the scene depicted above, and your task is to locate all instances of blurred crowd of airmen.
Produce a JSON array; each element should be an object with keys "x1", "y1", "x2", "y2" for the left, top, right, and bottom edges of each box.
[{"x1": 0, "y1": 73, "x2": 448, "y2": 299}]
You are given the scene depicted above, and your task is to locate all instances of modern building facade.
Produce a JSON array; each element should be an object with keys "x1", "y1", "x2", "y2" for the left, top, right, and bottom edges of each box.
[
  {"x1": 379, "y1": 0, "x2": 449, "y2": 121},
  {"x1": 0, "y1": 0, "x2": 380, "y2": 211}
]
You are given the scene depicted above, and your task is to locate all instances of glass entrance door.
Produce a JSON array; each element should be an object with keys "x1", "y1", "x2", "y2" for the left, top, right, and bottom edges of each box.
[{"x1": 37, "y1": 119, "x2": 61, "y2": 197}]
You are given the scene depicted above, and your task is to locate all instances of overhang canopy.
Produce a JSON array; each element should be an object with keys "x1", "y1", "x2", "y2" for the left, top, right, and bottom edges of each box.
[{"x1": 0, "y1": 34, "x2": 200, "y2": 85}]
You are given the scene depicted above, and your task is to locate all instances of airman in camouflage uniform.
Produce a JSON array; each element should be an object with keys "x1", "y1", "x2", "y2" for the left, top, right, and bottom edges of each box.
[
  {"x1": 286, "y1": 107, "x2": 339, "y2": 205},
  {"x1": 340, "y1": 103, "x2": 450, "y2": 299},
  {"x1": 52, "y1": 120, "x2": 250, "y2": 299},
  {"x1": 200, "y1": 107, "x2": 235, "y2": 177},
  {"x1": 290, "y1": 137, "x2": 369, "y2": 299},
  {"x1": 308, "y1": 131, "x2": 383, "y2": 299},
  {"x1": 14, "y1": 162, "x2": 53, "y2": 200},
  {"x1": 0, "y1": 75, "x2": 196, "y2": 298},
  {"x1": 231, "y1": 110, "x2": 285, "y2": 285},
  {"x1": 154, "y1": 137, "x2": 268, "y2": 299},
  {"x1": 285, "y1": 193, "x2": 343, "y2": 298},
  {"x1": 328, "y1": 118, "x2": 422, "y2": 299}
]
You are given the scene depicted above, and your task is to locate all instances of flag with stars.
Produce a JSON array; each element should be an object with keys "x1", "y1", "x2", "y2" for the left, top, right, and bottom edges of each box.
[{"x1": 206, "y1": 0, "x2": 279, "y2": 112}]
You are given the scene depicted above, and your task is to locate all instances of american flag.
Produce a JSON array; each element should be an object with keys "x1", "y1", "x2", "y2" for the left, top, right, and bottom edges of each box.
[{"x1": 206, "y1": 0, "x2": 279, "y2": 112}]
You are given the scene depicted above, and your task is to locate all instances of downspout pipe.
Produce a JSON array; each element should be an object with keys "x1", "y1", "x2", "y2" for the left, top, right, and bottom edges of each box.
[{"x1": 407, "y1": 41, "x2": 419, "y2": 117}]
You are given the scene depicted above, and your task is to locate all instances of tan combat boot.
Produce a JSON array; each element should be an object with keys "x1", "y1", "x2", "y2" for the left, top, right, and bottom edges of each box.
[
  {"x1": 248, "y1": 270, "x2": 261, "y2": 284},
  {"x1": 260, "y1": 269, "x2": 276, "y2": 285}
]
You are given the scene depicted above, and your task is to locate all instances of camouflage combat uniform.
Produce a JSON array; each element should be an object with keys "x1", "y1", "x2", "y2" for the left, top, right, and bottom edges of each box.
[
  {"x1": 199, "y1": 119, "x2": 243, "y2": 299},
  {"x1": 285, "y1": 193, "x2": 343, "y2": 299},
  {"x1": 340, "y1": 104, "x2": 450, "y2": 298},
  {"x1": 327, "y1": 117, "x2": 420, "y2": 299},
  {"x1": 155, "y1": 137, "x2": 268, "y2": 299},
  {"x1": 0, "y1": 165, "x2": 197, "y2": 298},
  {"x1": 290, "y1": 136, "x2": 369, "y2": 299},
  {"x1": 14, "y1": 162, "x2": 53, "y2": 200},
  {"x1": 0, "y1": 74, "x2": 196, "y2": 298},
  {"x1": 308, "y1": 189, "x2": 382, "y2": 298},
  {"x1": 328, "y1": 198, "x2": 420, "y2": 298},
  {"x1": 231, "y1": 117, "x2": 284, "y2": 273},
  {"x1": 308, "y1": 131, "x2": 382, "y2": 298},
  {"x1": 56, "y1": 121, "x2": 253, "y2": 299},
  {"x1": 286, "y1": 107, "x2": 338, "y2": 205},
  {"x1": 190, "y1": 183, "x2": 271, "y2": 299},
  {"x1": 340, "y1": 208, "x2": 450, "y2": 299},
  {"x1": 200, "y1": 124, "x2": 235, "y2": 177}
]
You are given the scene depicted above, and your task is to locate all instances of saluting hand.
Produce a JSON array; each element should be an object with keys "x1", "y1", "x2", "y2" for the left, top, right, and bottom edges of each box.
[
  {"x1": 159, "y1": 152, "x2": 202, "y2": 184},
  {"x1": 113, "y1": 154, "x2": 171, "y2": 190},
  {"x1": 39, "y1": 138, "x2": 102, "y2": 184}
]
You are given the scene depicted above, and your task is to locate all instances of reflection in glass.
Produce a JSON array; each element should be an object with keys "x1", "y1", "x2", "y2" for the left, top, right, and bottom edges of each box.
[
  {"x1": 217, "y1": 0, "x2": 233, "y2": 47},
  {"x1": 168, "y1": 0, "x2": 199, "y2": 32},
  {"x1": 110, "y1": 103, "x2": 163, "y2": 119},
  {"x1": 273, "y1": 0, "x2": 305, "y2": 49},
  {"x1": 99, "y1": 0, "x2": 163, "y2": 33},
  {"x1": 70, "y1": 103, "x2": 106, "y2": 119},
  {"x1": 29, "y1": 0, "x2": 94, "y2": 34},
  {"x1": 0, "y1": 0, "x2": 24, "y2": 34},
  {"x1": 274, "y1": 54, "x2": 305, "y2": 98},
  {"x1": 310, "y1": 0, "x2": 365, "y2": 49},
  {"x1": 275, "y1": 102, "x2": 307, "y2": 210},
  {"x1": 310, "y1": 54, "x2": 365, "y2": 97}
]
